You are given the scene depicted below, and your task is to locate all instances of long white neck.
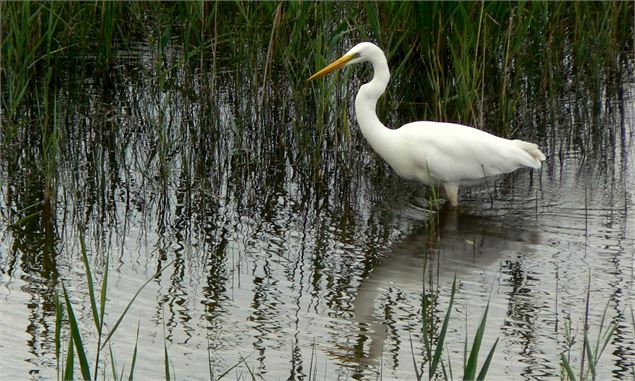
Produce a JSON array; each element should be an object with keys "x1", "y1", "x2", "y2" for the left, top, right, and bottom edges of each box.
[{"x1": 354, "y1": 53, "x2": 394, "y2": 159}]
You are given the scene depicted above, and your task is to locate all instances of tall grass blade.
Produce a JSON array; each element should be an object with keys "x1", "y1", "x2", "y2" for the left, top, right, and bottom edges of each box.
[
  {"x1": 215, "y1": 361, "x2": 243, "y2": 379},
  {"x1": 54, "y1": 292, "x2": 63, "y2": 369},
  {"x1": 239, "y1": 354, "x2": 258, "y2": 381},
  {"x1": 216, "y1": 354, "x2": 255, "y2": 380},
  {"x1": 207, "y1": 336, "x2": 214, "y2": 381},
  {"x1": 95, "y1": 251, "x2": 110, "y2": 380},
  {"x1": 430, "y1": 276, "x2": 456, "y2": 379},
  {"x1": 79, "y1": 233, "x2": 100, "y2": 331},
  {"x1": 446, "y1": 347, "x2": 454, "y2": 381},
  {"x1": 162, "y1": 306, "x2": 172, "y2": 381},
  {"x1": 409, "y1": 332, "x2": 422, "y2": 381},
  {"x1": 109, "y1": 343, "x2": 118, "y2": 381},
  {"x1": 593, "y1": 293, "x2": 617, "y2": 367},
  {"x1": 464, "y1": 298, "x2": 492, "y2": 379},
  {"x1": 64, "y1": 334, "x2": 75, "y2": 381},
  {"x1": 128, "y1": 322, "x2": 140, "y2": 381},
  {"x1": 441, "y1": 357, "x2": 449, "y2": 380},
  {"x1": 163, "y1": 323, "x2": 171, "y2": 381},
  {"x1": 476, "y1": 337, "x2": 498, "y2": 380},
  {"x1": 561, "y1": 353, "x2": 578, "y2": 381},
  {"x1": 99, "y1": 253, "x2": 110, "y2": 327},
  {"x1": 580, "y1": 272, "x2": 591, "y2": 380},
  {"x1": 308, "y1": 338, "x2": 316, "y2": 381},
  {"x1": 584, "y1": 331, "x2": 595, "y2": 379},
  {"x1": 62, "y1": 285, "x2": 92, "y2": 381}
]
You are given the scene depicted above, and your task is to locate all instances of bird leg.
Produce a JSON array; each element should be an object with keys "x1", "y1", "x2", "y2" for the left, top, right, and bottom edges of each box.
[{"x1": 442, "y1": 183, "x2": 459, "y2": 207}]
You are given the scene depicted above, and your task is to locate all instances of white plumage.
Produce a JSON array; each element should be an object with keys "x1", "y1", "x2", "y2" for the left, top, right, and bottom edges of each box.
[{"x1": 309, "y1": 42, "x2": 545, "y2": 206}]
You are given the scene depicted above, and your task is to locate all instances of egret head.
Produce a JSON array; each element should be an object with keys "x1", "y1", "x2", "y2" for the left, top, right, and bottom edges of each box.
[{"x1": 308, "y1": 42, "x2": 382, "y2": 81}]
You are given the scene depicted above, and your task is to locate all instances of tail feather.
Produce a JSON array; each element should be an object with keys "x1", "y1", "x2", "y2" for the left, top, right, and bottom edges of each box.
[{"x1": 512, "y1": 140, "x2": 546, "y2": 168}]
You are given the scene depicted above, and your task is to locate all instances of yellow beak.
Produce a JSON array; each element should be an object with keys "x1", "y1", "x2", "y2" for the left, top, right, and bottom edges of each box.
[{"x1": 308, "y1": 54, "x2": 355, "y2": 81}]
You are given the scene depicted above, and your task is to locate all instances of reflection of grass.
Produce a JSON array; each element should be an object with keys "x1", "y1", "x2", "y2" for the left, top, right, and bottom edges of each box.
[
  {"x1": 55, "y1": 234, "x2": 259, "y2": 380},
  {"x1": 412, "y1": 273, "x2": 628, "y2": 381},
  {"x1": 1, "y1": 1, "x2": 630, "y2": 229},
  {"x1": 56, "y1": 242, "x2": 629, "y2": 380}
]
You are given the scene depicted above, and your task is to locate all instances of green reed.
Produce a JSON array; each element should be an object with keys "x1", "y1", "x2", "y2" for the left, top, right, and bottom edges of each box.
[
  {"x1": 414, "y1": 276, "x2": 498, "y2": 380},
  {"x1": 3, "y1": 1, "x2": 631, "y2": 155},
  {"x1": 55, "y1": 232, "x2": 174, "y2": 380},
  {"x1": 560, "y1": 275, "x2": 619, "y2": 381}
]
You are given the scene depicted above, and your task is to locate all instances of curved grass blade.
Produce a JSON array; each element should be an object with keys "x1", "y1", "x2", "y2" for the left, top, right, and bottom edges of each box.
[
  {"x1": 100, "y1": 260, "x2": 175, "y2": 351},
  {"x1": 128, "y1": 321, "x2": 140, "y2": 381},
  {"x1": 430, "y1": 276, "x2": 456, "y2": 379},
  {"x1": 64, "y1": 334, "x2": 75, "y2": 381},
  {"x1": 79, "y1": 232, "x2": 100, "y2": 331},
  {"x1": 54, "y1": 292, "x2": 63, "y2": 366},
  {"x1": 62, "y1": 284, "x2": 92, "y2": 381},
  {"x1": 465, "y1": 298, "x2": 492, "y2": 379},
  {"x1": 476, "y1": 337, "x2": 499, "y2": 380}
]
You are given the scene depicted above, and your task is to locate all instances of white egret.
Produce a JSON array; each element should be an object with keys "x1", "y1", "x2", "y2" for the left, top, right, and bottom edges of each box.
[{"x1": 308, "y1": 42, "x2": 545, "y2": 206}]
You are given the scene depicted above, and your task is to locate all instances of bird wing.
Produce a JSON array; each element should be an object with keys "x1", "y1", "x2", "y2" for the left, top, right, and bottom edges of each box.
[{"x1": 401, "y1": 122, "x2": 538, "y2": 184}]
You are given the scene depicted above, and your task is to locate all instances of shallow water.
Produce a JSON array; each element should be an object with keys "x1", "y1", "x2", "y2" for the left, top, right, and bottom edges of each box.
[{"x1": 2, "y1": 34, "x2": 635, "y2": 381}]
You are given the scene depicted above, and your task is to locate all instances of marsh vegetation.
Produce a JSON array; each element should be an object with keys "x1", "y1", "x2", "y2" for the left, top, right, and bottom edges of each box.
[{"x1": 1, "y1": 2, "x2": 634, "y2": 380}]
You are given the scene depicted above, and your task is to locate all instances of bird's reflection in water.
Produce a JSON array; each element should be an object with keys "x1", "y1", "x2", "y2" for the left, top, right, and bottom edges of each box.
[{"x1": 344, "y1": 204, "x2": 541, "y2": 376}]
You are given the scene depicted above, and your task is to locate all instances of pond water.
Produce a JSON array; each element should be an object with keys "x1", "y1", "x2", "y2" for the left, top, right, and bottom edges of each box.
[{"x1": 2, "y1": 32, "x2": 635, "y2": 381}]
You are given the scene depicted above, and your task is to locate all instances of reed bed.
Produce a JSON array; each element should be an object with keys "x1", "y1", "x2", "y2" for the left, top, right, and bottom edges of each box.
[
  {"x1": 4, "y1": 1, "x2": 629, "y2": 222},
  {"x1": 2, "y1": 2, "x2": 632, "y2": 131}
]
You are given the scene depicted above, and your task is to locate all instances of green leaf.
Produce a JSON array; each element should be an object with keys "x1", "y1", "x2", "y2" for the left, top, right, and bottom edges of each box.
[
  {"x1": 430, "y1": 276, "x2": 456, "y2": 378},
  {"x1": 476, "y1": 337, "x2": 499, "y2": 380},
  {"x1": 465, "y1": 298, "x2": 491, "y2": 379},
  {"x1": 63, "y1": 285, "x2": 92, "y2": 381},
  {"x1": 99, "y1": 252, "x2": 110, "y2": 330},
  {"x1": 64, "y1": 333, "x2": 75, "y2": 381},
  {"x1": 109, "y1": 343, "x2": 118, "y2": 381},
  {"x1": 128, "y1": 321, "x2": 140, "y2": 381},
  {"x1": 164, "y1": 337, "x2": 171, "y2": 381},
  {"x1": 560, "y1": 352, "x2": 577, "y2": 381},
  {"x1": 79, "y1": 233, "x2": 100, "y2": 331},
  {"x1": 584, "y1": 331, "x2": 595, "y2": 378},
  {"x1": 54, "y1": 292, "x2": 63, "y2": 363}
]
